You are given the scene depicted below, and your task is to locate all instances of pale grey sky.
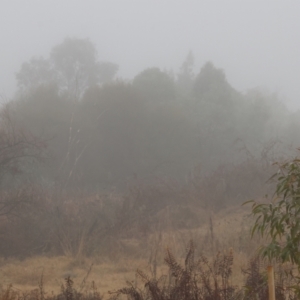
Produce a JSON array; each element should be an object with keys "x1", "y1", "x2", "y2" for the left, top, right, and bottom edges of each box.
[{"x1": 1, "y1": 1, "x2": 300, "y2": 108}]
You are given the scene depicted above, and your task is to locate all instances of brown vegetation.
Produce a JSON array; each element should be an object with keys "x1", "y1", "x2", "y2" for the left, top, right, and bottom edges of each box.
[
  {"x1": 0, "y1": 240, "x2": 298, "y2": 300},
  {"x1": 2, "y1": 38, "x2": 300, "y2": 300}
]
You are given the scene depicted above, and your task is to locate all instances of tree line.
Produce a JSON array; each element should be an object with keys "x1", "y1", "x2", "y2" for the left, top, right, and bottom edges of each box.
[
  {"x1": 4, "y1": 37, "x2": 299, "y2": 191},
  {"x1": 0, "y1": 37, "x2": 300, "y2": 257}
]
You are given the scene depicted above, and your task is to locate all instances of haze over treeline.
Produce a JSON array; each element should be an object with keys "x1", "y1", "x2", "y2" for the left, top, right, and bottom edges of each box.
[
  {"x1": 1, "y1": 1, "x2": 300, "y2": 109},
  {"x1": 0, "y1": 36, "x2": 300, "y2": 258},
  {"x1": 0, "y1": 32, "x2": 300, "y2": 258},
  {"x1": 2, "y1": 36, "x2": 299, "y2": 190},
  {"x1": 1, "y1": 2, "x2": 300, "y2": 258}
]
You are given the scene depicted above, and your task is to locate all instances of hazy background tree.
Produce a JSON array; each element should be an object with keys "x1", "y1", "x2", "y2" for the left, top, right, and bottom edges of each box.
[
  {"x1": 16, "y1": 57, "x2": 56, "y2": 91},
  {"x1": 0, "y1": 105, "x2": 47, "y2": 217},
  {"x1": 177, "y1": 51, "x2": 195, "y2": 97},
  {"x1": 133, "y1": 68, "x2": 176, "y2": 105},
  {"x1": 16, "y1": 38, "x2": 118, "y2": 100},
  {"x1": 50, "y1": 38, "x2": 118, "y2": 99}
]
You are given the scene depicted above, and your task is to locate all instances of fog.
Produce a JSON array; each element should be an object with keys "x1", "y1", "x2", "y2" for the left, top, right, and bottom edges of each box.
[
  {"x1": 1, "y1": 1, "x2": 300, "y2": 108},
  {"x1": 1, "y1": 0, "x2": 300, "y2": 261}
]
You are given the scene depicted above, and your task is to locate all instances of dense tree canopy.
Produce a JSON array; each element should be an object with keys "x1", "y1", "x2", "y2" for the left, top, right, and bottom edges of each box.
[
  {"x1": 193, "y1": 62, "x2": 238, "y2": 106},
  {"x1": 9, "y1": 37, "x2": 299, "y2": 189},
  {"x1": 133, "y1": 68, "x2": 176, "y2": 104}
]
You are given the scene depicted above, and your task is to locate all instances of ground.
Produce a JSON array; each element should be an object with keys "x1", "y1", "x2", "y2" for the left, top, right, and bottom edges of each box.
[{"x1": 0, "y1": 205, "x2": 257, "y2": 298}]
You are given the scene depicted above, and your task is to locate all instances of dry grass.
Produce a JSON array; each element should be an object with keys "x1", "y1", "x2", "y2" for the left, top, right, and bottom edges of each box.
[
  {"x1": 0, "y1": 256, "x2": 143, "y2": 296},
  {"x1": 0, "y1": 205, "x2": 256, "y2": 297}
]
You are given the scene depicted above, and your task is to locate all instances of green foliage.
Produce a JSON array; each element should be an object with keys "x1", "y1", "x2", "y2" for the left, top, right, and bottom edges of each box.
[{"x1": 248, "y1": 155, "x2": 300, "y2": 267}]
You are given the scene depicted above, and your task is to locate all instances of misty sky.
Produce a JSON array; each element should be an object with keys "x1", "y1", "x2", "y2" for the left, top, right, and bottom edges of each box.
[{"x1": 1, "y1": 1, "x2": 300, "y2": 109}]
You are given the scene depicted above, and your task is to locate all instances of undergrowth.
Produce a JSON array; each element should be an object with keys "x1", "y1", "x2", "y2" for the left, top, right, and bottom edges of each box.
[
  {"x1": 109, "y1": 241, "x2": 297, "y2": 300},
  {"x1": 0, "y1": 241, "x2": 298, "y2": 300},
  {"x1": 0, "y1": 269, "x2": 103, "y2": 300}
]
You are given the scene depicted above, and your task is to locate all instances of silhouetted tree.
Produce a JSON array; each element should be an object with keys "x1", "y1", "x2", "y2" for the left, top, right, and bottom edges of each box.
[
  {"x1": 133, "y1": 68, "x2": 176, "y2": 104},
  {"x1": 50, "y1": 38, "x2": 118, "y2": 99},
  {"x1": 193, "y1": 62, "x2": 236, "y2": 106},
  {"x1": 177, "y1": 51, "x2": 195, "y2": 96},
  {"x1": 0, "y1": 105, "x2": 47, "y2": 216},
  {"x1": 16, "y1": 57, "x2": 56, "y2": 91}
]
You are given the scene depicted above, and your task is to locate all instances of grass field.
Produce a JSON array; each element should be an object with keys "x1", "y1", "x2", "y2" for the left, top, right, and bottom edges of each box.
[{"x1": 0, "y1": 205, "x2": 257, "y2": 298}]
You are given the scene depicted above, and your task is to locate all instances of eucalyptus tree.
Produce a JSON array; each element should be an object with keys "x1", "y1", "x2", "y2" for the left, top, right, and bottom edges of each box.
[{"x1": 248, "y1": 155, "x2": 300, "y2": 296}]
